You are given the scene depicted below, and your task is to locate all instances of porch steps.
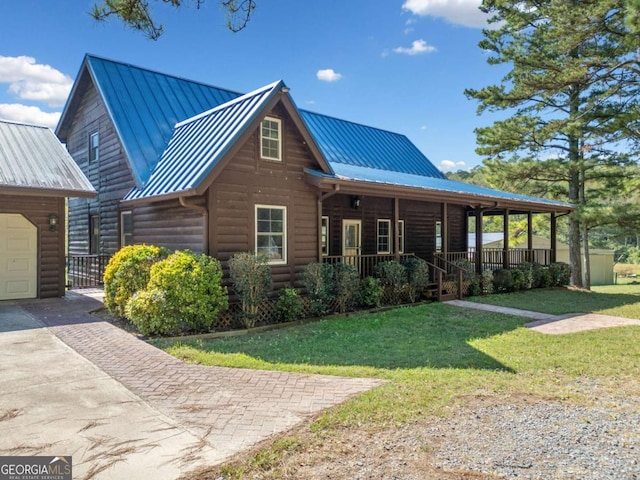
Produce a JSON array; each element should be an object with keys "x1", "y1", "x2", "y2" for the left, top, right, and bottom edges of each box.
[{"x1": 424, "y1": 283, "x2": 457, "y2": 302}]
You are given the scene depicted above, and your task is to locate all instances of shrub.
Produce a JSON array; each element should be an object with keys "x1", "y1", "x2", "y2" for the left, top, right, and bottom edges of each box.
[
  {"x1": 467, "y1": 278, "x2": 482, "y2": 297},
  {"x1": 333, "y1": 262, "x2": 360, "y2": 313},
  {"x1": 274, "y1": 287, "x2": 304, "y2": 323},
  {"x1": 452, "y1": 258, "x2": 476, "y2": 281},
  {"x1": 359, "y1": 277, "x2": 383, "y2": 308},
  {"x1": 302, "y1": 262, "x2": 334, "y2": 316},
  {"x1": 403, "y1": 257, "x2": 430, "y2": 303},
  {"x1": 549, "y1": 262, "x2": 571, "y2": 286},
  {"x1": 481, "y1": 269, "x2": 494, "y2": 295},
  {"x1": 492, "y1": 268, "x2": 514, "y2": 293},
  {"x1": 103, "y1": 244, "x2": 170, "y2": 318},
  {"x1": 126, "y1": 250, "x2": 228, "y2": 336},
  {"x1": 511, "y1": 268, "x2": 526, "y2": 291},
  {"x1": 532, "y1": 263, "x2": 552, "y2": 288},
  {"x1": 516, "y1": 263, "x2": 534, "y2": 290},
  {"x1": 375, "y1": 260, "x2": 407, "y2": 305},
  {"x1": 228, "y1": 252, "x2": 272, "y2": 328}
]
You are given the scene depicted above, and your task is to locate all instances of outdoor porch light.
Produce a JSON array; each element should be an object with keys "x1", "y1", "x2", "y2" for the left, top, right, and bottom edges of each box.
[
  {"x1": 351, "y1": 195, "x2": 361, "y2": 209},
  {"x1": 49, "y1": 214, "x2": 59, "y2": 232}
]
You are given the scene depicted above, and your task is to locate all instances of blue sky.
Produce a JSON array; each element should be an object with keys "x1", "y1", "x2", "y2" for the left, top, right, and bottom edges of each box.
[{"x1": 0, "y1": 0, "x2": 507, "y2": 171}]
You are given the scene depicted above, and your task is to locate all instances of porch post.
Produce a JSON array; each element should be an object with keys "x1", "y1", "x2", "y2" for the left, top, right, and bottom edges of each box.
[
  {"x1": 527, "y1": 211, "x2": 533, "y2": 263},
  {"x1": 550, "y1": 213, "x2": 557, "y2": 264},
  {"x1": 503, "y1": 209, "x2": 510, "y2": 269},
  {"x1": 441, "y1": 202, "x2": 448, "y2": 256},
  {"x1": 393, "y1": 197, "x2": 400, "y2": 261},
  {"x1": 475, "y1": 206, "x2": 483, "y2": 275}
]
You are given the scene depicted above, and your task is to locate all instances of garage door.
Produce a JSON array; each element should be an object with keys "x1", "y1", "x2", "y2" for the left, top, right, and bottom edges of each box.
[{"x1": 0, "y1": 214, "x2": 37, "y2": 300}]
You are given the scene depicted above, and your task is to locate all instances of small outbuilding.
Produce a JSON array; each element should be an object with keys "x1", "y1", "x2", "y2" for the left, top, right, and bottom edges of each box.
[{"x1": 0, "y1": 119, "x2": 96, "y2": 300}]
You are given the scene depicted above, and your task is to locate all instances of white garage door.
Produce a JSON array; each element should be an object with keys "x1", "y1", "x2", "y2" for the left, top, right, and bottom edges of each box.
[{"x1": 0, "y1": 214, "x2": 37, "y2": 300}]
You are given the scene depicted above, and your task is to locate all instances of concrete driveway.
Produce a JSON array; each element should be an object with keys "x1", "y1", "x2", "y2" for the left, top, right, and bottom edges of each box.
[{"x1": 0, "y1": 295, "x2": 382, "y2": 479}]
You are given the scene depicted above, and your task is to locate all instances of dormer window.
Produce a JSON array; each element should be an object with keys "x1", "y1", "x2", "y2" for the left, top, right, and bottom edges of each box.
[{"x1": 260, "y1": 117, "x2": 281, "y2": 161}]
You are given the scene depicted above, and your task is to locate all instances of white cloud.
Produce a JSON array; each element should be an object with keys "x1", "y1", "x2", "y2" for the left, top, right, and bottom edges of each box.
[
  {"x1": 0, "y1": 55, "x2": 73, "y2": 107},
  {"x1": 393, "y1": 39, "x2": 437, "y2": 55},
  {"x1": 0, "y1": 103, "x2": 61, "y2": 128},
  {"x1": 420, "y1": 125, "x2": 428, "y2": 131},
  {"x1": 316, "y1": 69, "x2": 343, "y2": 82},
  {"x1": 439, "y1": 159, "x2": 467, "y2": 171},
  {"x1": 402, "y1": 0, "x2": 490, "y2": 28}
]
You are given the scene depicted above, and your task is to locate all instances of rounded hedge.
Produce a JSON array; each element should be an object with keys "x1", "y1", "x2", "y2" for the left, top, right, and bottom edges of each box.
[{"x1": 103, "y1": 244, "x2": 170, "y2": 318}]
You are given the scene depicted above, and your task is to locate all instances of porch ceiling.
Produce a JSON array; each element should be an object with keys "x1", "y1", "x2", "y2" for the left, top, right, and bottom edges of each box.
[{"x1": 305, "y1": 165, "x2": 573, "y2": 214}]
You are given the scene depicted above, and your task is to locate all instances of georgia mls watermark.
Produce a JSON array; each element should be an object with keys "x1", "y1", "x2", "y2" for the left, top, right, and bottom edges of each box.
[{"x1": 0, "y1": 456, "x2": 72, "y2": 480}]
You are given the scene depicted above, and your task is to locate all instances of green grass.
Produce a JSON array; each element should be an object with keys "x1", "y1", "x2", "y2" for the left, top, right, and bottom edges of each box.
[
  {"x1": 468, "y1": 284, "x2": 640, "y2": 318},
  {"x1": 154, "y1": 286, "x2": 640, "y2": 428}
]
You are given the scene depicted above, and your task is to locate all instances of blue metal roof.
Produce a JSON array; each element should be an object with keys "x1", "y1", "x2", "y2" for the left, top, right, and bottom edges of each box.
[
  {"x1": 124, "y1": 81, "x2": 284, "y2": 201},
  {"x1": 307, "y1": 163, "x2": 571, "y2": 209},
  {"x1": 300, "y1": 111, "x2": 445, "y2": 178},
  {"x1": 85, "y1": 55, "x2": 241, "y2": 187}
]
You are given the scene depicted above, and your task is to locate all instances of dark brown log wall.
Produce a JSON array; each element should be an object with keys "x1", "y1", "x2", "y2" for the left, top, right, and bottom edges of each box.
[{"x1": 0, "y1": 195, "x2": 65, "y2": 298}]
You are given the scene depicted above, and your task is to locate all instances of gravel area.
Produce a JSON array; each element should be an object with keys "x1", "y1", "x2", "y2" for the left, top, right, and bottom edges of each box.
[{"x1": 427, "y1": 401, "x2": 640, "y2": 479}]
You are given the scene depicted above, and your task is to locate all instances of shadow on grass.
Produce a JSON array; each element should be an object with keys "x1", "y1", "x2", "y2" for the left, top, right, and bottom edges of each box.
[{"x1": 173, "y1": 304, "x2": 522, "y2": 372}]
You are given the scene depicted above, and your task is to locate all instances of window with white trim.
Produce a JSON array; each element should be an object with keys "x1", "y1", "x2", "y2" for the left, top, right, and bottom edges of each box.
[
  {"x1": 256, "y1": 205, "x2": 287, "y2": 264},
  {"x1": 120, "y1": 211, "x2": 133, "y2": 247},
  {"x1": 377, "y1": 219, "x2": 391, "y2": 254},
  {"x1": 260, "y1": 117, "x2": 282, "y2": 161},
  {"x1": 398, "y1": 220, "x2": 405, "y2": 254},
  {"x1": 321, "y1": 216, "x2": 329, "y2": 256},
  {"x1": 435, "y1": 220, "x2": 442, "y2": 252},
  {"x1": 89, "y1": 131, "x2": 99, "y2": 162}
]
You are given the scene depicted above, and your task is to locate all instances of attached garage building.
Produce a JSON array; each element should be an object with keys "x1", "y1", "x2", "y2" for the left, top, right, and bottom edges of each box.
[{"x1": 0, "y1": 119, "x2": 95, "y2": 300}]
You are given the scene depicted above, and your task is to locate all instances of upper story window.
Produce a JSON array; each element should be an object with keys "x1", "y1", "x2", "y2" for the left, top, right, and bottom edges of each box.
[
  {"x1": 321, "y1": 216, "x2": 329, "y2": 256},
  {"x1": 256, "y1": 205, "x2": 287, "y2": 264},
  {"x1": 120, "y1": 211, "x2": 133, "y2": 247},
  {"x1": 260, "y1": 117, "x2": 282, "y2": 161},
  {"x1": 89, "y1": 131, "x2": 99, "y2": 162},
  {"x1": 377, "y1": 219, "x2": 391, "y2": 254}
]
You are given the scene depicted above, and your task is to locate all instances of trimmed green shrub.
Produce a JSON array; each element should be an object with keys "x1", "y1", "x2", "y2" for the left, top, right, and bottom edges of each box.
[
  {"x1": 126, "y1": 250, "x2": 228, "y2": 336},
  {"x1": 532, "y1": 263, "x2": 553, "y2": 288},
  {"x1": 482, "y1": 269, "x2": 494, "y2": 295},
  {"x1": 511, "y1": 268, "x2": 526, "y2": 291},
  {"x1": 452, "y1": 258, "x2": 476, "y2": 281},
  {"x1": 467, "y1": 278, "x2": 482, "y2": 297},
  {"x1": 302, "y1": 262, "x2": 334, "y2": 316},
  {"x1": 333, "y1": 262, "x2": 360, "y2": 313},
  {"x1": 492, "y1": 268, "x2": 514, "y2": 293},
  {"x1": 228, "y1": 252, "x2": 272, "y2": 328},
  {"x1": 104, "y1": 244, "x2": 170, "y2": 318},
  {"x1": 549, "y1": 262, "x2": 571, "y2": 286},
  {"x1": 516, "y1": 263, "x2": 534, "y2": 290},
  {"x1": 359, "y1": 277, "x2": 383, "y2": 308},
  {"x1": 274, "y1": 287, "x2": 304, "y2": 323},
  {"x1": 403, "y1": 257, "x2": 430, "y2": 303},
  {"x1": 375, "y1": 260, "x2": 407, "y2": 305}
]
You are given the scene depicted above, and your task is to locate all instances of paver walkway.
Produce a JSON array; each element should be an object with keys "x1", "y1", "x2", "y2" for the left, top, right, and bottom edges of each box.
[
  {"x1": 10, "y1": 293, "x2": 383, "y2": 478},
  {"x1": 446, "y1": 299, "x2": 640, "y2": 334}
]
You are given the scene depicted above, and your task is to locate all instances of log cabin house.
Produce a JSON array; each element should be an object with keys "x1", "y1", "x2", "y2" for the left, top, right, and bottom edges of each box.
[{"x1": 57, "y1": 55, "x2": 572, "y2": 299}]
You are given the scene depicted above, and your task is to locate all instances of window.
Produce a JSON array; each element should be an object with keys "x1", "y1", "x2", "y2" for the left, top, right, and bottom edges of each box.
[
  {"x1": 435, "y1": 221, "x2": 442, "y2": 252},
  {"x1": 321, "y1": 216, "x2": 329, "y2": 256},
  {"x1": 89, "y1": 132, "x2": 99, "y2": 162},
  {"x1": 377, "y1": 219, "x2": 391, "y2": 254},
  {"x1": 89, "y1": 214, "x2": 100, "y2": 254},
  {"x1": 260, "y1": 117, "x2": 281, "y2": 161},
  {"x1": 398, "y1": 220, "x2": 405, "y2": 254},
  {"x1": 256, "y1": 205, "x2": 287, "y2": 264},
  {"x1": 120, "y1": 211, "x2": 133, "y2": 247}
]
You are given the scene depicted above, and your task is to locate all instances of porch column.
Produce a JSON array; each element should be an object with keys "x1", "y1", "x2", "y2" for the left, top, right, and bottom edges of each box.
[
  {"x1": 550, "y1": 213, "x2": 557, "y2": 264},
  {"x1": 475, "y1": 206, "x2": 483, "y2": 275},
  {"x1": 503, "y1": 209, "x2": 510, "y2": 269},
  {"x1": 527, "y1": 211, "x2": 533, "y2": 263},
  {"x1": 441, "y1": 202, "x2": 448, "y2": 256},
  {"x1": 393, "y1": 197, "x2": 400, "y2": 261}
]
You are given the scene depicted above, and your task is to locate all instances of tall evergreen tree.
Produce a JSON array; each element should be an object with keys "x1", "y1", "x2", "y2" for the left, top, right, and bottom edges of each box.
[{"x1": 466, "y1": 0, "x2": 640, "y2": 287}]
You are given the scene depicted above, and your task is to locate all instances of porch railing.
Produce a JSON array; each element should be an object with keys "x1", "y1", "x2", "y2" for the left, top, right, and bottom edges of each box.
[
  {"x1": 322, "y1": 253, "x2": 416, "y2": 278},
  {"x1": 67, "y1": 254, "x2": 111, "y2": 289},
  {"x1": 437, "y1": 248, "x2": 553, "y2": 271}
]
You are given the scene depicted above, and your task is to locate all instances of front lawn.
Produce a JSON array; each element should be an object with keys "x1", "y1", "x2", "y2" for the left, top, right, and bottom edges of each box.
[{"x1": 468, "y1": 283, "x2": 640, "y2": 318}]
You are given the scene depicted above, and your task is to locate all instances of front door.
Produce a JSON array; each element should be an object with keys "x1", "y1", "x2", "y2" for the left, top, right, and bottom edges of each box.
[{"x1": 342, "y1": 219, "x2": 362, "y2": 265}]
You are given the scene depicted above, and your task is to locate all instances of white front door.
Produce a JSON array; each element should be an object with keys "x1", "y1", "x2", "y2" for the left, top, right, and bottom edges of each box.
[
  {"x1": 0, "y1": 214, "x2": 38, "y2": 300},
  {"x1": 342, "y1": 219, "x2": 362, "y2": 260}
]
